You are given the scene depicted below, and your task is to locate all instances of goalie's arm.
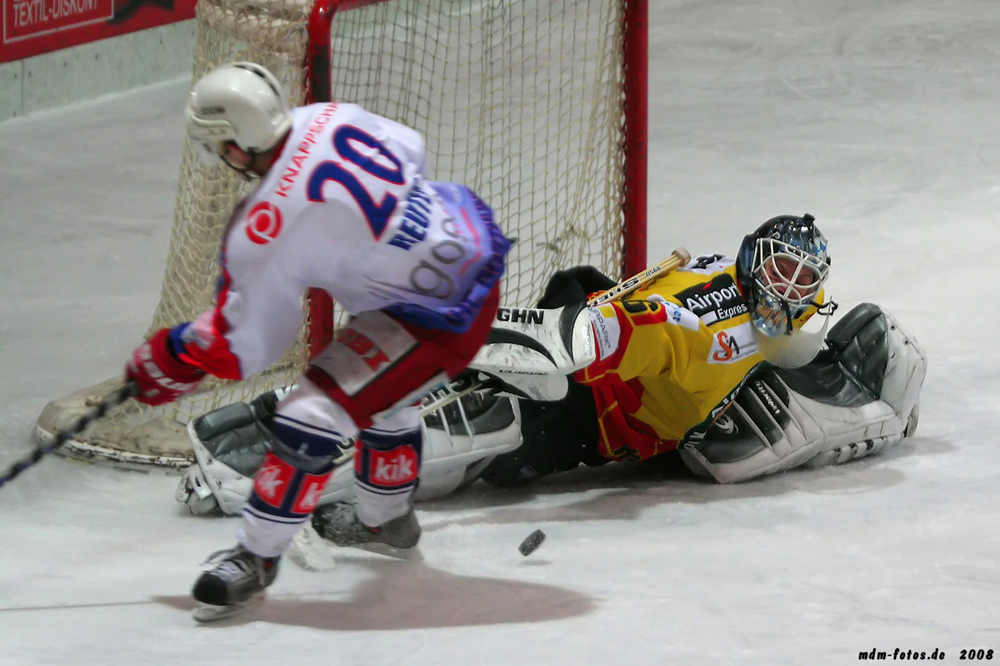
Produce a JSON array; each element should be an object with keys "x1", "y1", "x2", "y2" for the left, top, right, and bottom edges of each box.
[
  {"x1": 575, "y1": 297, "x2": 708, "y2": 386},
  {"x1": 467, "y1": 295, "x2": 715, "y2": 401},
  {"x1": 467, "y1": 248, "x2": 698, "y2": 399}
]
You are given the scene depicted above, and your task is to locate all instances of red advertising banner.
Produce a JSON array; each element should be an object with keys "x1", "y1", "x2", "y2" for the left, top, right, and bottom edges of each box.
[{"x1": 1, "y1": 0, "x2": 196, "y2": 63}]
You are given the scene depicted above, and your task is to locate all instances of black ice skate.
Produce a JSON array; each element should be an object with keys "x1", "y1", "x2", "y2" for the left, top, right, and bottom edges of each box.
[
  {"x1": 311, "y1": 502, "x2": 421, "y2": 556},
  {"x1": 191, "y1": 544, "x2": 279, "y2": 622}
]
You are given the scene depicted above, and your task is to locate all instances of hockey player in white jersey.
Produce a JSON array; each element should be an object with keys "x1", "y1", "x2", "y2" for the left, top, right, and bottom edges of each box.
[{"x1": 124, "y1": 62, "x2": 510, "y2": 621}]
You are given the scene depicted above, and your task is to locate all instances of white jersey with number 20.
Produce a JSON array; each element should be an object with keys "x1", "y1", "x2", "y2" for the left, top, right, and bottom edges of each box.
[{"x1": 175, "y1": 102, "x2": 509, "y2": 381}]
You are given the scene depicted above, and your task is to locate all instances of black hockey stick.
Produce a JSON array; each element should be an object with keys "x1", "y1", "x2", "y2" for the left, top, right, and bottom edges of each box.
[{"x1": 0, "y1": 382, "x2": 139, "y2": 490}]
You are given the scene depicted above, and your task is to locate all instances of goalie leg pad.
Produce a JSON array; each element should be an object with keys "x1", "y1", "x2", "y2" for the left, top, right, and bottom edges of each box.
[
  {"x1": 178, "y1": 395, "x2": 277, "y2": 516},
  {"x1": 680, "y1": 304, "x2": 926, "y2": 483},
  {"x1": 800, "y1": 303, "x2": 926, "y2": 468},
  {"x1": 416, "y1": 391, "x2": 522, "y2": 499},
  {"x1": 315, "y1": 390, "x2": 523, "y2": 505},
  {"x1": 179, "y1": 389, "x2": 523, "y2": 516}
]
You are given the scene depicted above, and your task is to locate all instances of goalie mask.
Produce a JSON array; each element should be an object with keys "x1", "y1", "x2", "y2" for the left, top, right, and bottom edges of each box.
[
  {"x1": 184, "y1": 62, "x2": 292, "y2": 176},
  {"x1": 737, "y1": 213, "x2": 835, "y2": 367},
  {"x1": 737, "y1": 213, "x2": 831, "y2": 336}
]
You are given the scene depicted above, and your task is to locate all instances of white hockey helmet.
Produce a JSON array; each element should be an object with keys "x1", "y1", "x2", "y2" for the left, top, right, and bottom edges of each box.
[{"x1": 185, "y1": 62, "x2": 293, "y2": 167}]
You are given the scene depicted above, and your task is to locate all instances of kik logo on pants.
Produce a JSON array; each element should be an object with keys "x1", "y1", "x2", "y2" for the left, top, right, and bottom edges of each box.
[{"x1": 250, "y1": 452, "x2": 335, "y2": 517}]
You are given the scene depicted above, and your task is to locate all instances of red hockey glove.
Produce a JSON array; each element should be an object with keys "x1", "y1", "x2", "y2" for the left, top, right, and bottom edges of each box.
[{"x1": 126, "y1": 328, "x2": 206, "y2": 406}]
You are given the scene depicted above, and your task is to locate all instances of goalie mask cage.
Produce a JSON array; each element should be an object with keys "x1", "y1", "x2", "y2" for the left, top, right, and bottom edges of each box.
[{"x1": 34, "y1": 0, "x2": 648, "y2": 470}]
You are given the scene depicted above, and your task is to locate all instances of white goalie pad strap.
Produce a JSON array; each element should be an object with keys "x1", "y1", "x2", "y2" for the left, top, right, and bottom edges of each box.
[
  {"x1": 468, "y1": 304, "x2": 597, "y2": 401},
  {"x1": 179, "y1": 420, "x2": 258, "y2": 515}
]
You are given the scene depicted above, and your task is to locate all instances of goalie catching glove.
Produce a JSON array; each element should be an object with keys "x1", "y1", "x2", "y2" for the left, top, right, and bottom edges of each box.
[{"x1": 126, "y1": 327, "x2": 206, "y2": 406}]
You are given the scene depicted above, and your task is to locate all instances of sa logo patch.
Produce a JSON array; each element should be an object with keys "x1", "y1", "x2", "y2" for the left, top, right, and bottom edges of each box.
[{"x1": 707, "y1": 324, "x2": 758, "y2": 364}]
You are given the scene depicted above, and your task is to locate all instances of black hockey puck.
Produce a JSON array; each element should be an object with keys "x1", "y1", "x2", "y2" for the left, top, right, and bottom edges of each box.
[{"x1": 518, "y1": 529, "x2": 546, "y2": 556}]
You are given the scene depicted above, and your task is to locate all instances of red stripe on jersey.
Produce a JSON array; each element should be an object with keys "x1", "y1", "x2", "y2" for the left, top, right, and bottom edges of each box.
[
  {"x1": 591, "y1": 379, "x2": 678, "y2": 461},
  {"x1": 627, "y1": 302, "x2": 668, "y2": 327}
]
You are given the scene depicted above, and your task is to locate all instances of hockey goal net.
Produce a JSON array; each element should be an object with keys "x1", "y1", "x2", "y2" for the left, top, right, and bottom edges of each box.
[{"x1": 34, "y1": 0, "x2": 648, "y2": 470}]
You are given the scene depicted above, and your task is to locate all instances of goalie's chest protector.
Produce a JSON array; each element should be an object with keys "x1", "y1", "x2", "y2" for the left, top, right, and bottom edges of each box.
[
  {"x1": 586, "y1": 257, "x2": 765, "y2": 461},
  {"x1": 223, "y1": 102, "x2": 498, "y2": 320}
]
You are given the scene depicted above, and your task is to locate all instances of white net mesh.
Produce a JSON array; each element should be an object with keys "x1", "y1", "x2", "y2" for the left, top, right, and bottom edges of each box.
[{"x1": 34, "y1": 0, "x2": 632, "y2": 470}]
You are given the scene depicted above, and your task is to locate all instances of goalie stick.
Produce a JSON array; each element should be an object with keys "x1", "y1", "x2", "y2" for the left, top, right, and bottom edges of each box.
[
  {"x1": 0, "y1": 382, "x2": 138, "y2": 490},
  {"x1": 586, "y1": 247, "x2": 691, "y2": 306}
]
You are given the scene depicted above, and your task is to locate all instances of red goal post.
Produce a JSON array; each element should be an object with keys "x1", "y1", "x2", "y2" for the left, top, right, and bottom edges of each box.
[
  {"x1": 34, "y1": 0, "x2": 649, "y2": 469},
  {"x1": 304, "y1": 0, "x2": 648, "y2": 357}
]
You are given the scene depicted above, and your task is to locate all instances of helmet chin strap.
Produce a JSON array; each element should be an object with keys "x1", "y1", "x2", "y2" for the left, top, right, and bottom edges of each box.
[
  {"x1": 219, "y1": 141, "x2": 272, "y2": 181},
  {"x1": 753, "y1": 300, "x2": 838, "y2": 368},
  {"x1": 222, "y1": 154, "x2": 261, "y2": 182}
]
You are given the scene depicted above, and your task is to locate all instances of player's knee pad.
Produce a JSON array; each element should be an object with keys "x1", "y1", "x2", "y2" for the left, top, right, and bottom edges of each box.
[
  {"x1": 679, "y1": 303, "x2": 926, "y2": 483},
  {"x1": 354, "y1": 427, "x2": 422, "y2": 493},
  {"x1": 267, "y1": 417, "x2": 353, "y2": 475}
]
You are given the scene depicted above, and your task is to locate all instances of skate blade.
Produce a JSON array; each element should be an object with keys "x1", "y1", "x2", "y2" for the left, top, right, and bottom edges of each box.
[{"x1": 192, "y1": 593, "x2": 265, "y2": 623}]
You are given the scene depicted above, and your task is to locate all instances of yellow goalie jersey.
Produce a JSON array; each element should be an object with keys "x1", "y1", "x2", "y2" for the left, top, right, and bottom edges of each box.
[{"x1": 575, "y1": 254, "x2": 818, "y2": 462}]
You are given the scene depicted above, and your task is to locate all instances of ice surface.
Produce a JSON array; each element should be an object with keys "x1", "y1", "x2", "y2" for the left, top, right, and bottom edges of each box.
[{"x1": 2, "y1": 1, "x2": 1000, "y2": 664}]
